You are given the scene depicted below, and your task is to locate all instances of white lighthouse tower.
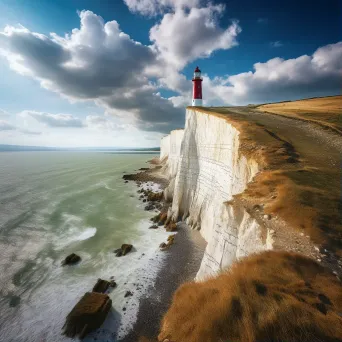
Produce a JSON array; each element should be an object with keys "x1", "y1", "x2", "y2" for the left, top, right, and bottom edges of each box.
[{"x1": 192, "y1": 66, "x2": 203, "y2": 106}]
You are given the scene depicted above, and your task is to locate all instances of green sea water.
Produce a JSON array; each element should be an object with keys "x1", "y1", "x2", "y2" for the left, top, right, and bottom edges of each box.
[{"x1": 0, "y1": 152, "x2": 169, "y2": 341}]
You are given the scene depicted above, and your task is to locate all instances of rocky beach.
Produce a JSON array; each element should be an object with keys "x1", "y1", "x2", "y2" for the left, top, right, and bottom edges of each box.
[
  {"x1": 120, "y1": 160, "x2": 207, "y2": 341},
  {"x1": 0, "y1": 152, "x2": 182, "y2": 342},
  {"x1": 58, "y1": 155, "x2": 207, "y2": 341}
]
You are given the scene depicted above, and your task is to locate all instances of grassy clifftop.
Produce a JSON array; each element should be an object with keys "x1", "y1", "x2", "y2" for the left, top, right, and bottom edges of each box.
[
  {"x1": 158, "y1": 251, "x2": 342, "y2": 342},
  {"x1": 257, "y1": 95, "x2": 342, "y2": 134}
]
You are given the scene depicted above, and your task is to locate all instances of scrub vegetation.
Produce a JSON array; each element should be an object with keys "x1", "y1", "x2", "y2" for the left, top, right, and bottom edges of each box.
[
  {"x1": 257, "y1": 95, "x2": 342, "y2": 134},
  {"x1": 158, "y1": 251, "x2": 342, "y2": 342}
]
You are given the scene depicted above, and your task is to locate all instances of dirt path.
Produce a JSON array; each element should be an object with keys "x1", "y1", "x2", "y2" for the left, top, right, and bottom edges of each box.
[
  {"x1": 257, "y1": 95, "x2": 342, "y2": 134},
  {"x1": 230, "y1": 106, "x2": 341, "y2": 171}
]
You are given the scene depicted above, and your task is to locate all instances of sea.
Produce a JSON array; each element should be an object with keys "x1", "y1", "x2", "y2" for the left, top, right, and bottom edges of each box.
[{"x1": 0, "y1": 151, "x2": 170, "y2": 342}]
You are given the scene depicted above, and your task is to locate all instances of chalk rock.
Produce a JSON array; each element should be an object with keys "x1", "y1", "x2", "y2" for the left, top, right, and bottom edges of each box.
[
  {"x1": 144, "y1": 204, "x2": 155, "y2": 211},
  {"x1": 124, "y1": 290, "x2": 133, "y2": 298},
  {"x1": 166, "y1": 222, "x2": 177, "y2": 232},
  {"x1": 92, "y1": 279, "x2": 110, "y2": 293},
  {"x1": 109, "y1": 280, "x2": 117, "y2": 288},
  {"x1": 121, "y1": 244, "x2": 133, "y2": 256},
  {"x1": 114, "y1": 244, "x2": 133, "y2": 257},
  {"x1": 62, "y1": 253, "x2": 81, "y2": 266},
  {"x1": 62, "y1": 292, "x2": 111, "y2": 339}
]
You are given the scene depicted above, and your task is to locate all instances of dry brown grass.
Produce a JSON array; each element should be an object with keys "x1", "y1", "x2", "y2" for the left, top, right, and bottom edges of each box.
[
  {"x1": 257, "y1": 96, "x2": 342, "y2": 134},
  {"x1": 158, "y1": 251, "x2": 342, "y2": 342}
]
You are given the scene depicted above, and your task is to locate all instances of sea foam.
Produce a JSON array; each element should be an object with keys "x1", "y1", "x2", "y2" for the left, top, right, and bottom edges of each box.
[{"x1": 54, "y1": 214, "x2": 97, "y2": 249}]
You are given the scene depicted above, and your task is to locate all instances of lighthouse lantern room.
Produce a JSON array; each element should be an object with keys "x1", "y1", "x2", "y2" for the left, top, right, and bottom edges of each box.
[{"x1": 192, "y1": 66, "x2": 203, "y2": 106}]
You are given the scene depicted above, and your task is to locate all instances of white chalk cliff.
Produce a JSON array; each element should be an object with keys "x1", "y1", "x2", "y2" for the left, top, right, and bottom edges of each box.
[
  {"x1": 160, "y1": 129, "x2": 184, "y2": 202},
  {"x1": 160, "y1": 108, "x2": 273, "y2": 280}
]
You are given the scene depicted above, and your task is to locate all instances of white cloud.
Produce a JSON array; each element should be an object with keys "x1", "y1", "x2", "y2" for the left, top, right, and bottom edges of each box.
[
  {"x1": 270, "y1": 41, "x2": 283, "y2": 48},
  {"x1": 158, "y1": 71, "x2": 189, "y2": 93},
  {"x1": 124, "y1": 0, "x2": 200, "y2": 16},
  {"x1": 0, "y1": 115, "x2": 41, "y2": 134},
  {"x1": 257, "y1": 18, "x2": 268, "y2": 24},
  {"x1": 1, "y1": 110, "x2": 161, "y2": 148},
  {"x1": 168, "y1": 94, "x2": 190, "y2": 108},
  {"x1": 150, "y1": 5, "x2": 241, "y2": 69},
  {"x1": 21, "y1": 111, "x2": 84, "y2": 127},
  {"x1": 0, "y1": 10, "x2": 185, "y2": 133},
  {"x1": 0, "y1": 120, "x2": 15, "y2": 131},
  {"x1": 0, "y1": 11, "x2": 154, "y2": 99},
  {"x1": 202, "y1": 42, "x2": 342, "y2": 105},
  {"x1": 19, "y1": 129, "x2": 42, "y2": 135},
  {"x1": 0, "y1": 109, "x2": 10, "y2": 118},
  {"x1": 0, "y1": 5, "x2": 341, "y2": 142},
  {"x1": 85, "y1": 115, "x2": 124, "y2": 131},
  {"x1": 0, "y1": 6, "x2": 242, "y2": 133}
]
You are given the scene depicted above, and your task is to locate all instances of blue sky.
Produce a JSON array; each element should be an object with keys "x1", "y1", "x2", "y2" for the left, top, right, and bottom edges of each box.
[{"x1": 0, "y1": 0, "x2": 340, "y2": 147}]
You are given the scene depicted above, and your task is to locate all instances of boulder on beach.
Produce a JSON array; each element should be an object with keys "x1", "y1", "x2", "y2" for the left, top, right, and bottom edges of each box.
[
  {"x1": 9, "y1": 295, "x2": 21, "y2": 308},
  {"x1": 122, "y1": 244, "x2": 133, "y2": 255},
  {"x1": 92, "y1": 279, "x2": 110, "y2": 293},
  {"x1": 147, "y1": 192, "x2": 163, "y2": 202},
  {"x1": 152, "y1": 213, "x2": 160, "y2": 223},
  {"x1": 115, "y1": 244, "x2": 133, "y2": 257},
  {"x1": 92, "y1": 278, "x2": 117, "y2": 293},
  {"x1": 114, "y1": 248, "x2": 122, "y2": 257},
  {"x1": 124, "y1": 290, "x2": 133, "y2": 298},
  {"x1": 159, "y1": 235, "x2": 176, "y2": 251},
  {"x1": 167, "y1": 234, "x2": 176, "y2": 242},
  {"x1": 155, "y1": 203, "x2": 163, "y2": 210},
  {"x1": 159, "y1": 242, "x2": 167, "y2": 250},
  {"x1": 166, "y1": 222, "x2": 177, "y2": 232},
  {"x1": 62, "y1": 292, "x2": 111, "y2": 339},
  {"x1": 122, "y1": 174, "x2": 135, "y2": 181},
  {"x1": 62, "y1": 253, "x2": 81, "y2": 266},
  {"x1": 158, "y1": 212, "x2": 167, "y2": 225},
  {"x1": 144, "y1": 204, "x2": 155, "y2": 211}
]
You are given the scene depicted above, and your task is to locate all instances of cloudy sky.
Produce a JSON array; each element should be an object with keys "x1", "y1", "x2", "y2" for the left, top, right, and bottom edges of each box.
[{"x1": 0, "y1": 0, "x2": 340, "y2": 147}]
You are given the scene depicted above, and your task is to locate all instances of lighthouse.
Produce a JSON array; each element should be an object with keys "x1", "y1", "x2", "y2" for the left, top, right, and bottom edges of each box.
[{"x1": 192, "y1": 66, "x2": 203, "y2": 106}]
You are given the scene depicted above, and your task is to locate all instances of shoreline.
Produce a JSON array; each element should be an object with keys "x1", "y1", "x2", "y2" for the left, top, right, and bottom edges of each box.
[
  {"x1": 121, "y1": 223, "x2": 206, "y2": 341},
  {"x1": 120, "y1": 161, "x2": 207, "y2": 341}
]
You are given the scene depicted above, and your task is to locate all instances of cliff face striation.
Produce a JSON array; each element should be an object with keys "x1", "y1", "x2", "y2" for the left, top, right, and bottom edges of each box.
[
  {"x1": 156, "y1": 97, "x2": 342, "y2": 342},
  {"x1": 160, "y1": 108, "x2": 273, "y2": 280}
]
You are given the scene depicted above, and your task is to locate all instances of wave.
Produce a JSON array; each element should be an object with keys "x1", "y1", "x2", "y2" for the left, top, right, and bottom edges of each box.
[
  {"x1": 75, "y1": 227, "x2": 97, "y2": 241},
  {"x1": 54, "y1": 214, "x2": 97, "y2": 249}
]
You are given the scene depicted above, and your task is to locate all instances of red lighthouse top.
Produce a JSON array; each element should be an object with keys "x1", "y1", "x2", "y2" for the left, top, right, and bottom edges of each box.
[{"x1": 192, "y1": 66, "x2": 203, "y2": 105}]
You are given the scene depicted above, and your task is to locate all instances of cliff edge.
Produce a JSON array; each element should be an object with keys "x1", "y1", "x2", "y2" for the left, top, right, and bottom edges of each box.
[{"x1": 159, "y1": 96, "x2": 341, "y2": 282}]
